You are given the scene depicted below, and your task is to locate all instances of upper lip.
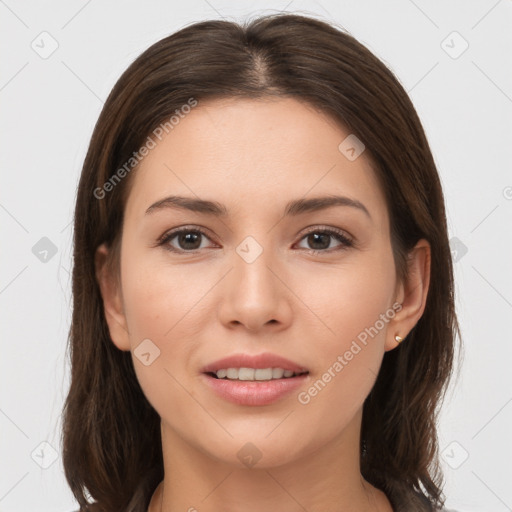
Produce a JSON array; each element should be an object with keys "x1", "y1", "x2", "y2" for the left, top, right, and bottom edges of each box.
[{"x1": 201, "y1": 352, "x2": 309, "y2": 373}]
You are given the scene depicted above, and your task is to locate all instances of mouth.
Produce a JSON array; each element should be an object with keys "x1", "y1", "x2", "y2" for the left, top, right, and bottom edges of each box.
[{"x1": 200, "y1": 352, "x2": 310, "y2": 406}]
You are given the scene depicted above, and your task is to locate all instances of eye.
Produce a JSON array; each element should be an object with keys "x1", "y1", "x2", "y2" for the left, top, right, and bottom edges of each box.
[
  {"x1": 158, "y1": 227, "x2": 215, "y2": 253},
  {"x1": 295, "y1": 227, "x2": 353, "y2": 254}
]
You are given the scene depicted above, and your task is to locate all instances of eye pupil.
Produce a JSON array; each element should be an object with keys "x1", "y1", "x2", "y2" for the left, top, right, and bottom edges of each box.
[
  {"x1": 308, "y1": 233, "x2": 330, "y2": 250},
  {"x1": 178, "y1": 231, "x2": 201, "y2": 250}
]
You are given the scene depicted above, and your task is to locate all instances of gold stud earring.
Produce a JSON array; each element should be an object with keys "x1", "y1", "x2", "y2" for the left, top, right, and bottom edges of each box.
[{"x1": 395, "y1": 335, "x2": 404, "y2": 344}]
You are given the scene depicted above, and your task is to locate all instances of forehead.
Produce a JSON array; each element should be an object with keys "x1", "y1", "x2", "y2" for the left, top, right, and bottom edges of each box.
[{"x1": 124, "y1": 97, "x2": 388, "y2": 226}]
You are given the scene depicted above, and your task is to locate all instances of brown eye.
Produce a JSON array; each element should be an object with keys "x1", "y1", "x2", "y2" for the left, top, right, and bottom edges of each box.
[
  {"x1": 296, "y1": 228, "x2": 353, "y2": 254},
  {"x1": 159, "y1": 228, "x2": 213, "y2": 252}
]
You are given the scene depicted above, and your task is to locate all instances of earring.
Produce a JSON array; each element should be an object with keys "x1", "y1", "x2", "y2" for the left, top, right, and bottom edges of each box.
[
  {"x1": 362, "y1": 439, "x2": 367, "y2": 458},
  {"x1": 395, "y1": 334, "x2": 404, "y2": 344}
]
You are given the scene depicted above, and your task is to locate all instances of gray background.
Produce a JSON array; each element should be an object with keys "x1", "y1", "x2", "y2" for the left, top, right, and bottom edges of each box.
[{"x1": 1, "y1": 1, "x2": 511, "y2": 511}]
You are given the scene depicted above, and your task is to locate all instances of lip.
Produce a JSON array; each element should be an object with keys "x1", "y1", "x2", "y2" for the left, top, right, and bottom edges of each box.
[
  {"x1": 201, "y1": 372, "x2": 309, "y2": 406},
  {"x1": 201, "y1": 352, "x2": 309, "y2": 373}
]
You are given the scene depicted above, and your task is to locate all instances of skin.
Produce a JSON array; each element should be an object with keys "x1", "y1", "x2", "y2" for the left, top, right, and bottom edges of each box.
[{"x1": 95, "y1": 97, "x2": 430, "y2": 512}]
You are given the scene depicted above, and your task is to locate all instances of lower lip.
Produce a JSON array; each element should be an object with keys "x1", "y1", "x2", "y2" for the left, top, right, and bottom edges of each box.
[{"x1": 201, "y1": 372, "x2": 309, "y2": 406}]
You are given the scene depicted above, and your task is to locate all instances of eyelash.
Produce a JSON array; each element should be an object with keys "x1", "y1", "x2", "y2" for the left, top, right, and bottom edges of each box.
[{"x1": 157, "y1": 225, "x2": 354, "y2": 255}]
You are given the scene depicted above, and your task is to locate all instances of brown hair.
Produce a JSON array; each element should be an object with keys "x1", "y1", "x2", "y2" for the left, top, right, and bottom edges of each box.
[{"x1": 62, "y1": 12, "x2": 460, "y2": 512}]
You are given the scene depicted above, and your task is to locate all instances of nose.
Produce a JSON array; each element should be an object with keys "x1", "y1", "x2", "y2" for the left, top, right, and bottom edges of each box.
[{"x1": 217, "y1": 243, "x2": 293, "y2": 333}]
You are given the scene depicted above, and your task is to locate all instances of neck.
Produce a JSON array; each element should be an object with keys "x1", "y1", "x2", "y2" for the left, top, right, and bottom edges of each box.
[{"x1": 148, "y1": 408, "x2": 393, "y2": 512}]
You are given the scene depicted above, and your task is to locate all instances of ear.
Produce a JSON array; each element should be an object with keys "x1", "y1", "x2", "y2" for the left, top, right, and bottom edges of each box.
[
  {"x1": 385, "y1": 238, "x2": 431, "y2": 352},
  {"x1": 95, "y1": 242, "x2": 131, "y2": 351}
]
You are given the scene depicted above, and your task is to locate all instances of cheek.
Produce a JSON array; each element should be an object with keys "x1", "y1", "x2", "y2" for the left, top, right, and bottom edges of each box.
[
  {"x1": 310, "y1": 248, "x2": 396, "y2": 345},
  {"x1": 119, "y1": 256, "x2": 202, "y2": 415},
  {"x1": 303, "y1": 249, "x2": 396, "y2": 401},
  {"x1": 120, "y1": 250, "x2": 206, "y2": 342},
  {"x1": 118, "y1": 244, "x2": 225, "y2": 400}
]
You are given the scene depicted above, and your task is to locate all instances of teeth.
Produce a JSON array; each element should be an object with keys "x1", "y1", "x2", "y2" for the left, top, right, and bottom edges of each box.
[
  {"x1": 272, "y1": 368, "x2": 284, "y2": 379},
  {"x1": 226, "y1": 368, "x2": 238, "y2": 379},
  {"x1": 213, "y1": 367, "x2": 307, "y2": 381},
  {"x1": 239, "y1": 368, "x2": 255, "y2": 380}
]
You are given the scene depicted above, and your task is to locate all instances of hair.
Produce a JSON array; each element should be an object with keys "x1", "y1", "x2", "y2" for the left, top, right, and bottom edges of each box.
[{"x1": 62, "y1": 12, "x2": 461, "y2": 512}]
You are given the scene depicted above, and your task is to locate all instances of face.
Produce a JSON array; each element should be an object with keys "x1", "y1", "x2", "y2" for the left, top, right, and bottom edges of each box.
[{"x1": 98, "y1": 97, "x2": 410, "y2": 468}]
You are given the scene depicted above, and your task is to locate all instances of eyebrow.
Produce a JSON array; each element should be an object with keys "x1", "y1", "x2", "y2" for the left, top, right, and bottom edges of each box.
[{"x1": 145, "y1": 194, "x2": 371, "y2": 220}]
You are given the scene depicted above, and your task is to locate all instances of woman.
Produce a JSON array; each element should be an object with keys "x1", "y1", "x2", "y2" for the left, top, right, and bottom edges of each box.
[{"x1": 62, "y1": 12, "x2": 460, "y2": 512}]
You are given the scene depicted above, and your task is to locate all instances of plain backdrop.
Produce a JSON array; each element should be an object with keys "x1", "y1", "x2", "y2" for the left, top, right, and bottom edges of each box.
[{"x1": 1, "y1": 1, "x2": 511, "y2": 511}]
